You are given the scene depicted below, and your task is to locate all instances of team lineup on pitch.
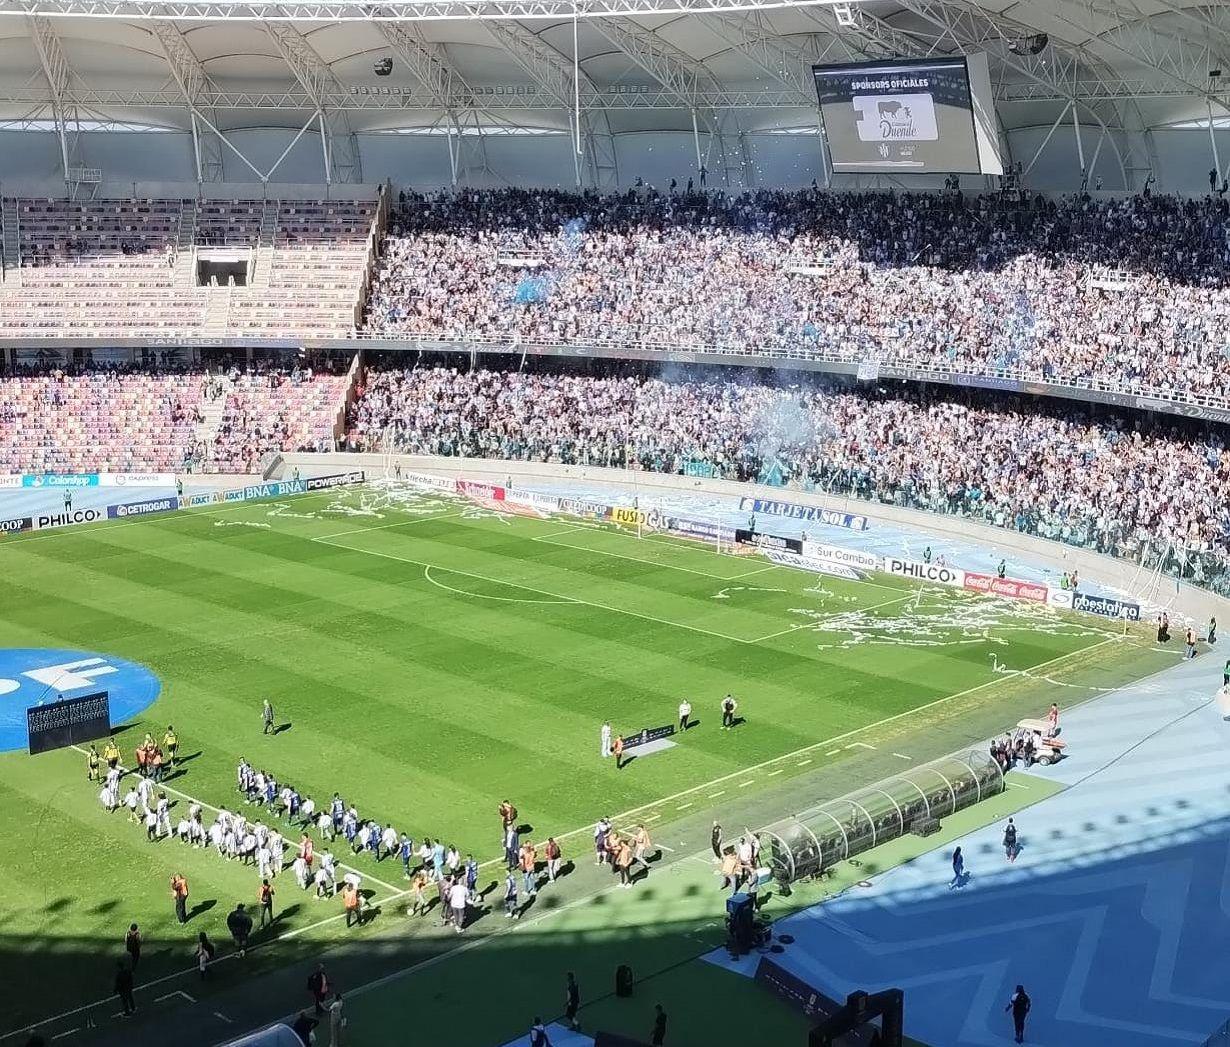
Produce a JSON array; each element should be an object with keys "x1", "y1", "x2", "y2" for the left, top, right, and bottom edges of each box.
[{"x1": 0, "y1": 480, "x2": 1175, "y2": 1044}]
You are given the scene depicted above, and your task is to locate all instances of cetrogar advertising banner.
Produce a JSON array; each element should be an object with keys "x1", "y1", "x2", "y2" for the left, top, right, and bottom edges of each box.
[
  {"x1": 738, "y1": 496, "x2": 869, "y2": 531},
  {"x1": 885, "y1": 557, "x2": 965, "y2": 587},
  {"x1": 963, "y1": 572, "x2": 1048, "y2": 603},
  {"x1": 801, "y1": 540, "x2": 880, "y2": 574},
  {"x1": 1072, "y1": 591, "x2": 1141, "y2": 621},
  {"x1": 107, "y1": 496, "x2": 179, "y2": 520}
]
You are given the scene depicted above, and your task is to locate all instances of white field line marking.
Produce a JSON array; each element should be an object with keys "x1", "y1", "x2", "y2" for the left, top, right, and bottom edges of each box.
[
  {"x1": 766, "y1": 769, "x2": 785, "y2": 777},
  {"x1": 50, "y1": 1029, "x2": 78, "y2": 1040},
  {"x1": 676, "y1": 803, "x2": 693, "y2": 811},
  {"x1": 708, "y1": 790, "x2": 726, "y2": 799},
  {"x1": 738, "y1": 780, "x2": 755, "y2": 788},
  {"x1": 726, "y1": 565, "x2": 779, "y2": 580},
  {"x1": 213, "y1": 1012, "x2": 233, "y2": 1024},
  {"x1": 745, "y1": 593, "x2": 913, "y2": 644},
  {"x1": 312, "y1": 536, "x2": 753, "y2": 645},
  {"x1": 825, "y1": 750, "x2": 841, "y2": 757},
  {"x1": 533, "y1": 525, "x2": 592, "y2": 540},
  {"x1": 846, "y1": 742, "x2": 876, "y2": 751},
  {"x1": 154, "y1": 991, "x2": 196, "y2": 1004},
  {"x1": 68, "y1": 746, "x2": 403, "y2": 897},
  {"x1": 423, "y1": 565, "x2": 571, "y2": 605},
  {"x1": 892, "y1": 752, "x2": 912, "y2": 761},
  {"x1": 797, "y1": 759, "x2": 813, "y2": 767},
  {"x1": 530, "y1": 532, "x2": 750, "y2": 582},
  {"x1": 313, "y1": 509, "x2": 466, "y2": 541}
]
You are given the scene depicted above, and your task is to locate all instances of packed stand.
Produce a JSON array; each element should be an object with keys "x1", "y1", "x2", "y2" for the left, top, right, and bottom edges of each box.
[
  {"x1": 0, "y1": 366, "x2": 204, "y2": 473},
  {"x1": 364, "y1": 188, "x2": 1230, "y2": 404},
  {"x1": 347, "y1": 364, "x2": 1230, "y2": 594}
]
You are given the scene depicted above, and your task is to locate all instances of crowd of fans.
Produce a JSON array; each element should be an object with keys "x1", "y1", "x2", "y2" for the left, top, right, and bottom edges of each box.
[
  {"x1": 363, "y1": 188, "x2": 1230, "y2": 404},
  {"x1": 347, "y1": 364, "x2": 1230, "y2": 594}
]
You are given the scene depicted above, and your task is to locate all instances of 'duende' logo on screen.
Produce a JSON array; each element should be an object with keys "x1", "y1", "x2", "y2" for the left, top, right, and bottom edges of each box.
[{"x1": 853, "y1": 93, "x2": 939, "y2": 143}]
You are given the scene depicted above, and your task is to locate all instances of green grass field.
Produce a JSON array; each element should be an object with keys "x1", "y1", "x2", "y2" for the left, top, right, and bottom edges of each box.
[{"x1": 0, "y1": 480, "x2": 1173, "y2": 1045}]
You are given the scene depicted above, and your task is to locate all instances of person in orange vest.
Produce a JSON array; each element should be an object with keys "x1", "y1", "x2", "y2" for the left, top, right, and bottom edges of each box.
[
  {"x1": 258, "y1": 878, "x2": 275, "y2": 928},
  {"x1": 135, "y1": 744, "x2": 149, "y2": 778},
  {"x1": 612, "y1": 734, "x2": 625, "y2": 770},
  {"x1": 170, "y1": 873, "x2": 189, "y2": 924},
  {"x1": 341, "y1": 882, "x2": 361, "y2": 928}
]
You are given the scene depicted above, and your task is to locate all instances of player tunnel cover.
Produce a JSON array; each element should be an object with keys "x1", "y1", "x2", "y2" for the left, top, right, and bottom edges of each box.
[{"x1": 0, "y1": 648, "x2": 161, "y2": 752}]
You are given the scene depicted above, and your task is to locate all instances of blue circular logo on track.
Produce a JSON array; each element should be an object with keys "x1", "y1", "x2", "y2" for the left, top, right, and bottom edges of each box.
[{"x1": 0, "y1": 648, "x2": 162, "y2": 752}]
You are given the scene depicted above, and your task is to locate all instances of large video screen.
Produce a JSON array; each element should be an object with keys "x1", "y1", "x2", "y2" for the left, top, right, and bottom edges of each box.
[{"x1": 813, "y1": 56, "x2": 996, "y2": 175}]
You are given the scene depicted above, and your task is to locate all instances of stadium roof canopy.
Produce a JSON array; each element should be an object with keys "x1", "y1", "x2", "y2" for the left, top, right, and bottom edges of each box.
[{"x1": 0, "y1": 0, "x2": 1226, "y2": 178}]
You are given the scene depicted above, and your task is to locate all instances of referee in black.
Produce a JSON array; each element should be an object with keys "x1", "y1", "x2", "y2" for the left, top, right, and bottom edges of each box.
[{"x1": 564, "y1": 971, "x2": 580, "y2": 1030}]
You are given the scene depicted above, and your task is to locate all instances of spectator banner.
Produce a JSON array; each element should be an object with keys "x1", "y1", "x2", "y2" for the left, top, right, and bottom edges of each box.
[
  {"x1": 23, "y1": 474, "x2": 99, "y2": 489},
  {"x1": 100, "y1": 473, "x2": 176, "y2": 487},
  {"x1": 666, "y1": 516, "x2": 737, "y2": 543},
  {"x1": 623, "y1": 724, "x2": 676, "y2": 750},
  {"x1": 885, "y1": 557, "x2": 965, "y2": 587},
  {"x1": 739, "y1": 496, "x2": 869, "y2": 531},
  {"x1": 736, "y1": 529, "x2": 803, "y2": 554},
  {"x1": 33, "y1": 507, "x2": 106, "y2": 530},
  {"x1": 0, "y1": 515, "x2": 32, "y2": 535},
  {"x1": 964, "y1": 572, "x2": 1047, "y2": 603},
  {"x1": 107, "y1": 496, "x2": 179, "y2": 520},
  {"x1": 801, "y1": 540, "x2": 880, "y2": 574},
  {"x1": 558, "y1": 496, "x2": 613, "y2": 519},
  {"x1": 400, "y1": 472, "x2": 458, "y2": 492},
  {"x1": 456, "y1": 479, "x2": 505, "y2": 501},
  {"x1": 1072, "y1": 591, "x2": 1141, "y2": 621},
  {"x1": 761, "y1": 547, "x2": 860, "y2": 580},
  {"x1": 185, "y1": 492, "x2": 217, "y2": 508},
  {"x1": 305, "y1": 471, "x2": 366, "y2": 491}
]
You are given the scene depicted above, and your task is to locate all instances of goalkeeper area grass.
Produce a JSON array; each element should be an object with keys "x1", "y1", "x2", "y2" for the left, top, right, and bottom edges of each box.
[{"x1": 0, "y1": 480, "x2": 1176, "y2": 1041}]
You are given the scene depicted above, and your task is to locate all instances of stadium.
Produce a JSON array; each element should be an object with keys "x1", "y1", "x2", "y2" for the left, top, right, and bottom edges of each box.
[{"x1": 1, "y1": 0, "x2": 1230, "y2": 1044}]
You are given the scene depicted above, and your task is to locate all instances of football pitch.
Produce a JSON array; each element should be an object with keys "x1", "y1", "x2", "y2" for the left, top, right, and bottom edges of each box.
[{"x1": 0, "y1": 481, "x2": 1173, "y2": 1044}]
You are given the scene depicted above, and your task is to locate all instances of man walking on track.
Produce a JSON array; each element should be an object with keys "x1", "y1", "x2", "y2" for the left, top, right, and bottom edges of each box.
[
  {"x1": 262, "y1": 699, "x2": 275, "y2": 735},
  {"x1": 601, "y1": 720, "x2": 611, "y2": 758},
  {"x1": 170, "y1": 873, "x2": 189, "y2": 924},
  {"x1": 711, "y1": 821, "x2": 723, "y2": 859},
  {"x1": 613, "y1": 734, "x2": 625, "y2": 770},
  {"x1": 1005, "y1": 985, "x2": 1031, "y2": 1043},
  {"x1": 114, "y1": 959, "x2": 136, "y2": 1017},
  {"x1": 307, "y1": 962, "x2": 329, "y2": 1016},
  {"x1": 124, "y1": 923, "x2": 142, "y2": 969}
]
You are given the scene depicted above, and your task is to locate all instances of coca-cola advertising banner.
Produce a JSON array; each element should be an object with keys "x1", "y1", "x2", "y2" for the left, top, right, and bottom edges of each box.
[{"x1": 964, "y1": 572, "x2": 1047, "y2": 603}]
